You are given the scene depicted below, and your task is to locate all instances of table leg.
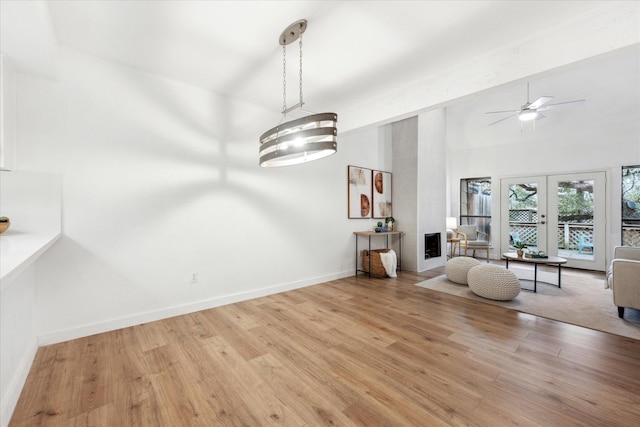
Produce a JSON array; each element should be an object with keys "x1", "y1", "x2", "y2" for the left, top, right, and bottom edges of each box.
[
  {"x1": 534, "y1": 264, "x2": 538, "y2": 293},
  {"x1": 355, "y1": 235, "x2": 358, "y2": 276},
  {"x1": 558, "y1": 264, "x2": 562, "y2": 288},
  {"x1": 368, "y1": 235, "x2": 372, "y2": 278},
  {"x1": 398, "y1": 233, "x2": 402, "y2": 271}
]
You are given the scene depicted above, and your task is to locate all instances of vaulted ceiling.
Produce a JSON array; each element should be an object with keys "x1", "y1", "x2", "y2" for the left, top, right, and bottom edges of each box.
[
  {"x1": 1, "y1": 1, "x2": 638, "y2": 133},
  {"x1": 42, "y1": 0, "x2": 611, "y2": 112}
]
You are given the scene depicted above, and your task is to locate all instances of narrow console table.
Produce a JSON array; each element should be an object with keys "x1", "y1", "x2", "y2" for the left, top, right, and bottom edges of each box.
[
  {"x1": 354, "y1": 230, "x2": 403, "y2": 277},
  {"x1": 502, "y1": 252, "x2": 567, "y2": 292}
]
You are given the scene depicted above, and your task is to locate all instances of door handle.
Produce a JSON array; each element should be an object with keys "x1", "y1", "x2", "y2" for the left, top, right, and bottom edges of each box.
[{"x1": 539, "y1": 221, "x2": 546, "y2": 224}]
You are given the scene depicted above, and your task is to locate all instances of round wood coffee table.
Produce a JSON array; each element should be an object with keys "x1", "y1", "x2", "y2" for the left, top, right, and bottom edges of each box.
[{"x1": 502, "y1": 252, "x2": 567, "y2": 292}]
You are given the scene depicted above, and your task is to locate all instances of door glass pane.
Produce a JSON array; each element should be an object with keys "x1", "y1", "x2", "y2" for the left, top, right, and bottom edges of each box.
[
  {"x1": 622, "y1": 166, "x2": 640, "y2": 247},
  {"x1": 557, "y1": 180, "x2": 594, "y2": 259},
  {"x1": 508, "y1": 183, "x2": 538, "y2": 251}
]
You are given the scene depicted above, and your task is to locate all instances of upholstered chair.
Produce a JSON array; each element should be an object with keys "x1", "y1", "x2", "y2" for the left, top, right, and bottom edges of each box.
[
  {"x1": 606, "y1": 246, "x2": 640, "y2": 318},
  {"x1": 455, "y1": 225, "x2": 490, "y2": 262}
]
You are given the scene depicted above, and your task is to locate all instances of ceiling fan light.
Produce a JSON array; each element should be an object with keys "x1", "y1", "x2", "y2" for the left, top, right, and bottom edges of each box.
[
  {"x1": 519, "y1": 111, "x2": 538, "y2": 121},
  {"x1": 486, "y1": 83, "x2": 585, "y2": 127}
]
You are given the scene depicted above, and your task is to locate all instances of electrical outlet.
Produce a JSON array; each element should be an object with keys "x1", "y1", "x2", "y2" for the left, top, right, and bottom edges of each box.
[{"x1": 190, "y1": 271, "x2": 198, "y2": 283}]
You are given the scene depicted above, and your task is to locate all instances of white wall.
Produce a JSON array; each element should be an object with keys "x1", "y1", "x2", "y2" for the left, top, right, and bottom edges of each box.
[
  {"x1": 391, "y1": 117, "x2": 419, "y2": 271},
  {"x1": 16, "y1": 47, "x2": 391, "y2": 344},
  {"x1": 1, "y1": 54, "x2": 17, "y2": 171}
]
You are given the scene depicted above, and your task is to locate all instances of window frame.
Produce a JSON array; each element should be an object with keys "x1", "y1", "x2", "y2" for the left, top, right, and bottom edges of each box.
[
  {"x1": 459, "y1": 177, "x2": 492, "y2": 243},
  {"x1": 622, "y1": 165, "x2": 640, "y2": 247}
]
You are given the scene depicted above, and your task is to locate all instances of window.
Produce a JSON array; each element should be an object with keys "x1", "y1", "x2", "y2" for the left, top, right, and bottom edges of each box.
[
  {"x1": 622, "y1": 165, "x2": 640, "y2": 247},
  {"x1": 460, "y1": 177, "x2": 491, "y2": 242}
]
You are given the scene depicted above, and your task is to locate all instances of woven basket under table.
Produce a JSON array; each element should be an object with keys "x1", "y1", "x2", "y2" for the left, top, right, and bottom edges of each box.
[{"x1": 362, "y1": 249, "x2": 391, "y2": 278}]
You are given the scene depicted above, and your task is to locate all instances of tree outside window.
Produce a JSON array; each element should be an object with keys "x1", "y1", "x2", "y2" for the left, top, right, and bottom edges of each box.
[{"x1": 622, "y1": 165, "x2": 640, "y2": 247}]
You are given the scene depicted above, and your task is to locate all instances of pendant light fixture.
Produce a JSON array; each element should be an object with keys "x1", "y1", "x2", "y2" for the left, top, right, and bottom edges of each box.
[{"x1": 259, "y1": 19, "x2": 338, "y2": 167}]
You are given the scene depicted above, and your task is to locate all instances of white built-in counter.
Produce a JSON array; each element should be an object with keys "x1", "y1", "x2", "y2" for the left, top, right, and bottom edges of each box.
[
  {"x1": 0, "y1": 171, "x2": 62, "y2": 288},
  {"x1": 0, "y1": 231, "x2": 60, "y2": 289}
]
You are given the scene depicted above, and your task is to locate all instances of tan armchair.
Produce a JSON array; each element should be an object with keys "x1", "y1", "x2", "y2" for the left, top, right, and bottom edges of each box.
[
  {"x1": 606, "y1": 246, "x2": 640, "y2": 318},
  {"x1": 455, "y1": 225, "x2": 490, "y2": 262}
]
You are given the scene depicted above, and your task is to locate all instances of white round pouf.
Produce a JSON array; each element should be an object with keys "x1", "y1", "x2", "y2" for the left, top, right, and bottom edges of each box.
[
  {"x1": 467, "y1": 264, "x2": 521, "y2": 301},
  {"x1": 445, "y1": 257, "x2": 481, "y2": 285}
]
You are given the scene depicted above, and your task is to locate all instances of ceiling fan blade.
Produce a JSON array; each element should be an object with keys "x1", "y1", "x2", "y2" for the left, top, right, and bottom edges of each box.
[
  {"x1": 485, "y1": 109, "x2": 520, "y2": 114},
  {"x1": 528, "y1": 96, "x2": 554, "y2": 109},
  {"x1": 488, "y1": 112, "x2": 519, "y2": 126},
  {"x1": 535, "y1": 112, "x2": 546, "y2": 120},
  {"x1": 537, "y1": 99, "x2": 586, "y2": 111}
]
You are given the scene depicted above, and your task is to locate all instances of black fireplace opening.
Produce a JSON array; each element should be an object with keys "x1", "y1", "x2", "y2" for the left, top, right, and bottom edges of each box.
[{"x1": 424, "y1": 233, "x2": 442, "y2": 259}]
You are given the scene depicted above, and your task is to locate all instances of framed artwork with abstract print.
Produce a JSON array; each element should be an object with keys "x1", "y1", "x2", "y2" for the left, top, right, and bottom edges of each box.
[
  {"x1": 348, "y1": 165, "x2": 372, "y2": 218},
  {"x1": 372, "y1": 170, "x2": 392, "y2": 218}
]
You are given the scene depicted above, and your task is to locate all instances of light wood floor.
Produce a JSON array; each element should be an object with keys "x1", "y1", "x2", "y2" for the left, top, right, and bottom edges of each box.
[{"x1": 10, "y1": 268, "x2": 640, "y2": 426}]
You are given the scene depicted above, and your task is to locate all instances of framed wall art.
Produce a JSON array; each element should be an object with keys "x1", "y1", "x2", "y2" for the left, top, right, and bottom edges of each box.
[
  {"x1": 372, "y1": 170, "x2": 392, "y2": 218},
  {"x1": 348, "y1": 165, "x2": 372, "y2": 218}
]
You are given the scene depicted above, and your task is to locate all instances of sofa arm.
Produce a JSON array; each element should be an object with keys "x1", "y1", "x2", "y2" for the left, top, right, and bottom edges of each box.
[
  {"x1": 611, "y1": 258, "x2": 640, "y2": 310},
  {"x1": 613, "y1": 246, "x2": 640, "y2": 262}
]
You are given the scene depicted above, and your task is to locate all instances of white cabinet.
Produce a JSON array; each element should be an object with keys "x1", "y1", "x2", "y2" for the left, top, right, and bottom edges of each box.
[{"x1": 1, "y1": 53, "x2": 17, "y2": 171}]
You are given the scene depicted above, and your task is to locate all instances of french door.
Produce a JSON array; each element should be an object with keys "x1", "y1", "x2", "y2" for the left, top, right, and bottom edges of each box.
[{"x1": 501, "y1": 172, "x2": 606, "y2": 271}]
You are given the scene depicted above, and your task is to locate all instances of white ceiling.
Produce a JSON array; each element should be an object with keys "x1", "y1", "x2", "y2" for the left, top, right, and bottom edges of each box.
[
  {"x1": 1, "y1": 1, "x2": 637, "y2": 129},
  {"x1": 446, "y1": 45, "x2": 639, "y2": 149}
]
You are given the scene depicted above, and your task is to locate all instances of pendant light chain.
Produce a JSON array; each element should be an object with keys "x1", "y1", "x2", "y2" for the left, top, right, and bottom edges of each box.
[
  {"x1": 282, "y1": 45, "x2": 287, "y2": 114},
  {"x1": 299, "y1": 31, "x2": 303, "y2": 106},
  {"x1": 281, "y1": 28, "x2": 305, "y2": 114}
]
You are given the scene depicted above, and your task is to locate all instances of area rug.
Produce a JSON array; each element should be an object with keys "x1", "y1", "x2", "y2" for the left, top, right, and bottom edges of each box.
[{"x1": 416, "y1": 267, "x2": 640, "y2": 340}]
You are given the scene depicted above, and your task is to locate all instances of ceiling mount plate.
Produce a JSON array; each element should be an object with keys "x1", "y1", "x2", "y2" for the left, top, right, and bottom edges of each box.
[{"x1": 279, "y1": 19, "x2": 307, "y2": 46}]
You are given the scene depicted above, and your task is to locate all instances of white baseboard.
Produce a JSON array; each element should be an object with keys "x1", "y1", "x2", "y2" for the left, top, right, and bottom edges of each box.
[
  {"x1": 38, "y1": 270, "x2": 354, "y2": 346},
  {"x1": 1, "y1": 338, "x2": 38, "y2": 427}
]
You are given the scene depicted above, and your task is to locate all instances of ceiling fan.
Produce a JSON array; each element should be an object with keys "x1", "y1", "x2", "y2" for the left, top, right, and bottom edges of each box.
[{"x1": 486, "y1": 83, "x2": 585, "y2": 126}]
